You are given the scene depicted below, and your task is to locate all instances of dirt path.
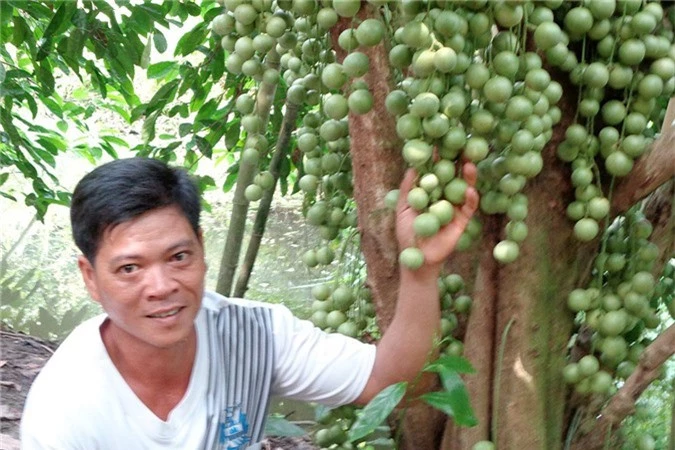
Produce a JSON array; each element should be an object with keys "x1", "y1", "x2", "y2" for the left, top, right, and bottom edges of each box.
[
  {"x1": 0, "y1": 329, "x2": 56, "y2": 450},
  {"x1": 0, "y1": 328, "x2": 316, "y2": 450}
]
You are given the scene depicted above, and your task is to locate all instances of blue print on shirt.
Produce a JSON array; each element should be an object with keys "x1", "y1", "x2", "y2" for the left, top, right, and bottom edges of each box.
[{"x1": 219, "y1": 405, "x2": 251, "y2": 450}]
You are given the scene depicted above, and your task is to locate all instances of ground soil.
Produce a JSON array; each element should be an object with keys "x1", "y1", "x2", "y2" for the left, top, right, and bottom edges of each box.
[{"x1": 0, "y1": 327, "x2": 316, "y2": 450}]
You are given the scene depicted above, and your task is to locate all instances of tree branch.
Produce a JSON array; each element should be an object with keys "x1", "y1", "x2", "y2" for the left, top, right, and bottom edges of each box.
[
  {"x1": 571, "y1": 324, "x2": 675, "y2": 450},
  {"x1": 611, "y1": 126, "x2": 675, "y2": 215}
]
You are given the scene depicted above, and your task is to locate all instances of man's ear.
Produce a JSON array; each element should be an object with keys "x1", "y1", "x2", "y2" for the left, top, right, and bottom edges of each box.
[{"x1": 77, "y1": 255, "x2": 101, "y2": 303}]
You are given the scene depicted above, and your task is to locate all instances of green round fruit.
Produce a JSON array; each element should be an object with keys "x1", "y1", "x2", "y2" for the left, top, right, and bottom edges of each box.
[
  {"x1": 567, "y1": 288, "x2": 591, "y2": 312},
  {"x1": 534, "y1": 21, "x2": 563, "y2": 50},
  {"x1": 316, "y1": 246, "x2": 335, "y2": 265},
  {"x1": 326, "y1": 310, "x2": 347, "y2": 328},
  {"x1": 355, "y1": 18, "x2": 384, "y2": 47},
  {"x1": 562, "y1": 363, "x2": 581, "y2": 384},
  {"x1": 324, "y1": 94, "x2": 349, "y2": 120},
  {"x1": 635, "y1": 434, "x2": 656, "y2": 450},
  {"x1": 414, "y1": 213, "x2": 441, "y2": 237},
  {"x1": 632, "y1": 271, "x2": 655, "y2": 295},
  {"x1": 493, "y1": 240, "x2": 519, "y2": 264},
  {"x1": 349, "y1": 89, "x2": 373, "y2": 115},
  {"x1": 385, "y1": 90, "x2": 409, "y2": 116},
  {"x1": 396, "y1": 114, "x2": 422, "y2": 140},
  {"x1": 618, "y1": 39, "x2": 646, "y2": 66},
  {"x1": 429, "y1": 200, "x2": 454, "y2": 225},
  {"x1": 337, "y1": 321, "x2": 359, "y2": 338},
  {"x1": 463, "y1": 136, "x2": 489, "y2": 162},
  {"x1": 407, "y1": 187, "x2": 429, "y2": 211},
  {"x1": 483, "y1": 76, "x2": 513, "y2": 103},
  {"x1": 316, "y1": 7, "x2": 338, "y2": 30},
  {"x1": 574, "y1": 218, "x2": 599, "y2": 241},
  {"x1": 400, "y1": 247, "x2": 425, "y2": 270},
  {"x1": 343, "y1": 52, "x2": 369, "y2": 78},
  {"x1": 434, "y1": 47, "x2": 458, "y2": 73},
  {"x1": 332, "y1": 285, "x2": 355, "y2": 310},
  {"x1": 605, "y1": 151, "x2": 633, "y2": 177},
  {"x1": 244, "y1": 184, "x2": 263, "y2": 202},
  {"x1": 444, "y1": 178, "x2": 467, "y2": 204},
  {"x1": 564, "y1": 6, "x2": 593, "y2": 36},
  {"x1": 310, "y1": 310, "x2": 328, "y2": 328},
  {"x1": 321, "y1": 63, "x2": 347, "y2": 90},
  {"x1": 578, "y1": 354, "x2": 599, "y2": 377},
  {"x1": 333, "y1": 0, "x2": 360, "y2": 17},
  {"x1": 401, "y1": 21, "x2": 431, "y2": 48},
  {"x1": 600, "y1": 310, "x2": 628, "y2": 337},
  {"x1": 589, "y1": 370, "x2": 613, "y2": 394},
  {"x1": 410, "y1": 92, "x2": 440, "y2": 118},
  {"x1": 472, "y1": 441, "x2": 495, "y2": 450},
  {"x1": 403, "y1": 139, "x2": 433, "y2": 166}
]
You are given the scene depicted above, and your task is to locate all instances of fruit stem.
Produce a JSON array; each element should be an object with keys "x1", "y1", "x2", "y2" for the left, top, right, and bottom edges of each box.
[{"x1": 594, "y1": 176, "x2": 615, "y2": 288}]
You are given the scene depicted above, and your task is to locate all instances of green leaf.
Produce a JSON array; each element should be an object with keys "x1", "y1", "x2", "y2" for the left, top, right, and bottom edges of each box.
[
  {"x1": 185, "y1": 2, "x2": 202, "y2": 16},
  {"x1": 425, "y1": 355, "x2": 476, "y2": 376},
  {"x1": 179, "y1": 122, "x2": 192, "y2": 137},
  {"x1": 224, "y1": 121, "x2": 241, "y2": 149},
  {"x1": 36, "y1": 2, "x2": 75, "y2": 61},
  {"x1": 153, "y1": 31, "x2": 167, "y2": 53},
  {"x1": 195, "y1": 99, "x2": 217, "y2": 124},
  {"x1": 194, "y1": 136, "x2": 212, "y2": 158},
  {"x1": 210, "y1": 47, "x2": 225, "y2": 80},
  {"x1": 11, "y1": 15, "x2": 29, "y2": 47},
  {"x1": 222, "y1": 170, "x2": 238, "y2": 193},
  {"x1": 142, "y1": 110, "x2": 159, "y2": 143},
  {"x1": 0, "y1": 173, "x2": 9, "y2": 186},
  {"x1": 264, "y1": 415, "x2": 307, "y2": 438},
  {"x1": 420, "y1": 373, "x2": 477, "y2": 427},
  {"x1": 147, "y1": 61, "x2": 179, "y2": 80},
  {"x1": 348, "y1": 382, "x2": 407, "y2": 442},
  {"x1": 145, "y1": 79, "x2": 180, "y2": 116},
  {"x1": 0, "y1": 62, "x2": 5, "y2": 84},
  {"x1": 101, "y1": 135, "x2": 130, "y2": 148},
  {"x1": 37, "y1": 61, "x2": 55, "y2": 96},
  {"x1": 174, "y1": 23, "x2": 208, "y2": 56}
]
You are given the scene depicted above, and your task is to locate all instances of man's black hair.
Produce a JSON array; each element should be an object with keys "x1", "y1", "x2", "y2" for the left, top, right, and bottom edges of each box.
[{"x1": 70, "y1": 157, "x2": 201, "y2": 263}]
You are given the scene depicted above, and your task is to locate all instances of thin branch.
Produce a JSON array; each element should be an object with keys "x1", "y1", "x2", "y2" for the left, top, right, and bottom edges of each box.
[
  {"x1": 611, "y1": 126, "x2": 675, "y2": 215},
  {"x1": 571, "y1": 324, "x2": 675, "y2": 450},
  {"x1": 215, "y1": 50, "x2": 281, "y2": 297},
  {"x1": 233, "y1": 102, "x2": 299, "y2": 298}
]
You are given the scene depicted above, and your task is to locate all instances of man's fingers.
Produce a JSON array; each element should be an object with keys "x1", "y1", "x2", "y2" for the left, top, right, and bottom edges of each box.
[
  {"x1": 462, "y1": 161, "x2": 478, "y2": 187},
  {"x1": 462, "y1": 186, "x2": 480, "y2": 217},
  {"x1": 396, "y1": 168, "x2": 417, "y2": 213}
]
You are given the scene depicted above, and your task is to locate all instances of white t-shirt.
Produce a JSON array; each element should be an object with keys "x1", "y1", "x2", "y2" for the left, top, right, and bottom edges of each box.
[{"x1": 21, "y1": 291, "x2": 376, "y2": 449}]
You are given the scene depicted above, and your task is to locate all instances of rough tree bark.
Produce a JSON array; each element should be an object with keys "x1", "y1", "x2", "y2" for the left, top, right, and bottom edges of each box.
[{"x1": 336, "y1": 7, "x2": 674, "y2": 450}]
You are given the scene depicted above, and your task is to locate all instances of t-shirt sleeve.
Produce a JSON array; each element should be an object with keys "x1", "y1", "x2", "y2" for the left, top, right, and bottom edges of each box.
[
  {"x1": 269, "y1": 304, "x2": 376, "y2": 407},
  {"x1": 21, "y1": 385, "x2": 88, "y2": 450}
]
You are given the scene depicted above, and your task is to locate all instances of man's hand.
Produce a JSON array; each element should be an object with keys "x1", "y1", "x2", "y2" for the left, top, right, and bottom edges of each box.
[
  {"x1": 354, "y1": 161, "x2": 479, "y2": 405},
  {"x1": 395, "y1": 161, "x2": 479, "y2": 270}
]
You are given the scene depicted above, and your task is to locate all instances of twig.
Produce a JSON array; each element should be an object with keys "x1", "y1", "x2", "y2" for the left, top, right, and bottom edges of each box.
[{"x1": 571, "y1": 324, "x2": 675, "y2": 450}]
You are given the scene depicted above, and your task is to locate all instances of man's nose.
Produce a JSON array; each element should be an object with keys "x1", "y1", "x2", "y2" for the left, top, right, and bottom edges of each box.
[{"x1": 145, "y1": 264, "x2": 179, "y2": 299}]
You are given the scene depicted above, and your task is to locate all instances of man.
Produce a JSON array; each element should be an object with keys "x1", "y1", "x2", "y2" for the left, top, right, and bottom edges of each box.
[{"x1": 21, "y1": 157, "x2": 478, "y2": 449}]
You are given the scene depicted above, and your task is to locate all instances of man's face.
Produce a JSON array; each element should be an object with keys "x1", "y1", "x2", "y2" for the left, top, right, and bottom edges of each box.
[{"x1": 78, "y1": 205, "x2": 206, "y2": 351}]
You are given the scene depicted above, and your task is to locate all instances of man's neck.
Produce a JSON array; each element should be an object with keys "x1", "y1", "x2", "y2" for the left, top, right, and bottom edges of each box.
[{"x1": 100, "y1": 319, "x2": 197, "y2": 420}]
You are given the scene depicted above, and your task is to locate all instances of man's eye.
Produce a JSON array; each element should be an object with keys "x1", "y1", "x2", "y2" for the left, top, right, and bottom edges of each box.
[
  {"x1": 173, "y1": 252, "x2": 188, "y2": 262},
  {"x1": 119, "y1": 264, "x2": 138, "y2": 274}
]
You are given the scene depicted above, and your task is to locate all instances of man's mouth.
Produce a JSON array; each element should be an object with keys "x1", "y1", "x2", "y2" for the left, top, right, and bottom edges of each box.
[{"x1": 147, "y1": 307, "x2": 183, "y2": 319}]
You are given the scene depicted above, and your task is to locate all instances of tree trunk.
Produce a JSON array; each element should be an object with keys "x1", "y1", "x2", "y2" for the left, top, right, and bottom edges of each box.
[
  {"x1": 216, "y1": 50, "x2": 281, "y2": 296},
  {"x1": 233, "y1": 102, "x2": 298, "y2": 298},
  {"x1": 334, "y1": 6, "x2": 674, "y2": 450}
]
